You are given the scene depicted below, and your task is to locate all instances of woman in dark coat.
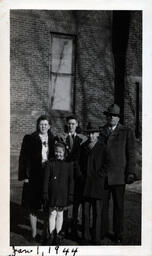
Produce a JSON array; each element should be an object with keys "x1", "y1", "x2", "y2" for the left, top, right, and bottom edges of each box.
[
  {"x1": 80, "y1": 123, "x2": 108, "y2": 245},
  {"x1": 43, "y1": 142, "x2": 74, "y2": 245},
  {"x1": 18, "y1": 115, "x2": 55, "y2": 242}
]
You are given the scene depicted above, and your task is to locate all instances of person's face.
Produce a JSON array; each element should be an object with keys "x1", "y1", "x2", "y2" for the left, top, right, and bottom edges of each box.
[
  {"x1": 88, "y1": 132, "x2": 99, "y2": 143},
  {"x1": 67, "y1": 119, "x2": 78, "y2": 134},
  {"x1": 39, "y1": 120, "x2": 50, "y2": 135},
  {"x1": 55, "y1": 146, "x2": 65, "y2": 160},
  {"x1": 106, "y1": 114, "x2": 120, "y2": 127}
]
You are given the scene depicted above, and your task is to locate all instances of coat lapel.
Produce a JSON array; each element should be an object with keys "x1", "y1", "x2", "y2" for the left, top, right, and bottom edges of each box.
[
  {"x1": 110, "y1": 123, "x2": 124, "y2": 137},
  {"x1": 70, "y1": 135, "x2": 78, "y2": 153},
  {"x1": 65, "y1": 135, "x2": 70, "y2": 149},
  {"x1": 32, "y1": 132, "x2": 42, "y2": 149},
  {"x1": 48, "y1": 132, "x2": 55, "y2": 158},
  {"x1": 65, "y1": 134, "x2": 81, "y2": 151}
]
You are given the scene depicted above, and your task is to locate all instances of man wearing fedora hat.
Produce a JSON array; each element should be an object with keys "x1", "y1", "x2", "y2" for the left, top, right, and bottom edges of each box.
[
  {"x1": 99, "y1": 103, "x2": 136, "y2": 244},
  {"x1": 80, "y1": 122, "x2": 108, "y2": 245}
]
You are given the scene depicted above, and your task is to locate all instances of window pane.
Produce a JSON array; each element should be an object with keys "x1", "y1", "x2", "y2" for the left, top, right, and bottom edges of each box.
[
  {"x1": 52, "y1": 37, "x2": 73, "y2": 74},
  {"x1": 50, "y1": 74, "x2": 72, "y2": 111}
]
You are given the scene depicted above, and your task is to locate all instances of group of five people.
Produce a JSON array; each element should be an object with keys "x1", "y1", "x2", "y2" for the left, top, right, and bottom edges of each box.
[{"x1": 18, "y1": 103, "x2": 136, "y2": 245}]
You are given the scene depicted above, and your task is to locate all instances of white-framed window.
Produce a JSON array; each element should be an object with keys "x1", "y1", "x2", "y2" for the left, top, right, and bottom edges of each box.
[{"x1": 49, "y1": 33, "x2": 76, "y2": 112}]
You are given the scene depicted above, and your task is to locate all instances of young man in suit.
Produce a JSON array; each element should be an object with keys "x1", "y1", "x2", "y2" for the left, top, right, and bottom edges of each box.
[
  {"x1": 65, "y1": 115, "x2": 83, "y2": 161},
  {"x1": 99, "y1": 104, "x2": 136, "y2": 244},
  {"x1": 59, "y1": 115, "x2": 85, "y2": 239}
]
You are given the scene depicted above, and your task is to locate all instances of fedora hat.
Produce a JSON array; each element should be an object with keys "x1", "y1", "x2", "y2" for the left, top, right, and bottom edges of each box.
[
  {"x1": 104, "y1": 104, "x2": 121, "y2": 117},
  {"x1": 84, "y1": 122, "x2": 100, "y2": 133}
]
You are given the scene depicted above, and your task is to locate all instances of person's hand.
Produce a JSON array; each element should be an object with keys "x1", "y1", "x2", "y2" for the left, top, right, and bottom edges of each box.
[
  {"x1": 23, "y1": 179, "x2": 29, "y2": 183},
  {"x1": 126, "y1": 174, "x2": 135, "y2": 184}
]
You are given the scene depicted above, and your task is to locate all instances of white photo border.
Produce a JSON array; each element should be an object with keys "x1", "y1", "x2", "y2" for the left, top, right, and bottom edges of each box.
[{"x1": 0, "y1": 0, "x2": 152, "y2": 255}]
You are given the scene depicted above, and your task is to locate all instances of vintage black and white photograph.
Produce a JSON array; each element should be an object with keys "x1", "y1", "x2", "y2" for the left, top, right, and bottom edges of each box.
[{"x1": 9, "y1": 9, "x2": 143, "y2": 248}]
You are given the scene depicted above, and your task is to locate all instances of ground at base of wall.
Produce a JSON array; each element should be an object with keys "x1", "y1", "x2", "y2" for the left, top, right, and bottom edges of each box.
[{"x1": 10, "y1": 181, "x2": 141, "y2": 246}]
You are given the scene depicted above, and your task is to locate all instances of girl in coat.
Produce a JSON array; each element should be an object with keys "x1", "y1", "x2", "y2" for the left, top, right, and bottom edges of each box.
[
  {"x1": 18, "y1": 115, "x2": 55, "y2": 243},
  {"x1": 43, "y1": 142, "x2": 74, "y2": 245}
]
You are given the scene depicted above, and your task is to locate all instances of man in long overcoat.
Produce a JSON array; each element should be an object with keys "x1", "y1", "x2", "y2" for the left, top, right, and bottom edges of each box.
[{"x1": 99, "y1": 104, "x2": 136, "y2": 244}]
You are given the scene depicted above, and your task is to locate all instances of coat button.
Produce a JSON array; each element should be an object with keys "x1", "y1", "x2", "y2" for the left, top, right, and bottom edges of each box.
[{"x1": 54, "y1": 176, "x2": 57, "y2": 179}]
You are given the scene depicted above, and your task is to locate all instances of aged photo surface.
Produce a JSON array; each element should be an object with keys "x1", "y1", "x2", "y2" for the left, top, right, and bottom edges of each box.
[{"x1": 10, "y1": 9, "x2": 142, "y2": 248}]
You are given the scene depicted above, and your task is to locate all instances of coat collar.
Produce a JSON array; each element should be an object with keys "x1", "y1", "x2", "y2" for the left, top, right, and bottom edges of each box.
[
  {"x1": 66, "y1": 133, "x2": 81, "y2": 143},
  {"x1": 31, "y1": 131, "x2": 54, "y2": 145},
  {"x1": 31, "y1": 130, "x2": 54, "y2": 138},
  {"x1": 101, "y1": 123, "x2": 125, "y2": 137},
  {"x1": 82, "y1": 139, "x2": 101, "y2": 153}
]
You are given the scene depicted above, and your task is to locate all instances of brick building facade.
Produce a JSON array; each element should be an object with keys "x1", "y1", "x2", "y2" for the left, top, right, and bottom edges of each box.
[{"x1": 10, "y1": 10, "x2": 142, "y2": 179}]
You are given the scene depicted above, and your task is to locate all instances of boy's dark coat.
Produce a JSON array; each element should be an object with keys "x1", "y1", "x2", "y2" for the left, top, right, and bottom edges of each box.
[
  {"x1": 80, "y1": 140, "x2": 106, "y2": 199},
  {"x1": 66, "y1": 134, "x2": 83, "y2": 162}
]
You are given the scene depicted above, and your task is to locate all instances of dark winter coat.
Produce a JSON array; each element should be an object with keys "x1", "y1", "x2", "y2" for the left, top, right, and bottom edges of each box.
[
  {"x1": 80, "y1": 139, "x2": 106, "y2": 199},
  {"x1": 99, "y1": 123, "x2": 136, "y2": 185},
  {"x1": 18, "y1": 131, "x2": 55, "y2": 210},
  {"x1": 66, "y1": 134, "x2": 85, "y2": 200},
  {"x1": 43, "y1": 160, "x2": 74, "y2": 207},
  {"x1": 65, "y1": 134, "x2": 83, "y2": 162},
  {"x1": 56, "y1": 133, "x2": 84, "y2": 199}
]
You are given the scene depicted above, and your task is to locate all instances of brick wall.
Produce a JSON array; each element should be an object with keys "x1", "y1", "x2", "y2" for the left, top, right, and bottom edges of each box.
[
  {"x1": 124, "y1": 11, "x2": 142, "y2": 132},
  {"x1": 10, "y1": 10, "x2": 142, "y2": 179},
  {"x1": 10, "y1": 10, "x2": 77, "y2": 152},
  {"x1": 73, "y1": 11, "x2": 114, "y2": 127},
  {"x1": 10, "y1": 10, "x2": 115, "y2": 178}
]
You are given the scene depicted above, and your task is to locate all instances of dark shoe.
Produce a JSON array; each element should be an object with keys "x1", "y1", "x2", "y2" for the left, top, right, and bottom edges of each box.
[
  {"x1": 46, "y1": 231, "x2": 55, "y2": 245},
  {"x1": 100, "y1": 235, "x2": 106, "y2": 241},
  {"x1": 81, "y1": 239, "x2": 90, "y2": 245},
  {"x1": 55, "y1": 235, "x2": 61, "y2": 245},
  {"x1": 41, "y1": 231, "x2": 49, "y2": 246},
  {"x1": 114, "y1": 234, "x2": 123, "y2": 245},
  {"x1": 70, "y1": 229, "x2": 79, "y2": 240},
  {"x1": 115, "y1": 238, "x2": 123, "y2": 245},
  {"x1": 107, "y1": 232, "x2": 115, "y2": 241},
  {"x1": 93, "y1": 239, "x2": 101, "y2": 245},
  {"x1": 59, "y1": 229, "x2": 65, "y2": 239},
  {"x1": 35, "y1": 234, "x2": 41, "y2": 243},
  {"x1": 81, "y1": 235, "x2": 91, "y2": 245},
  {"x1": 29, "y1": 237, "x2": 37, "y2": 244},
  {"x1": 41, "y1": 237, "x2": 47, "y2": 246},
  {"x1": 29, "y1": 234, "x2": 41, "y2": 244},
  {"x1": 54, "y1": 231, "x2": 64, "y2": 245}
]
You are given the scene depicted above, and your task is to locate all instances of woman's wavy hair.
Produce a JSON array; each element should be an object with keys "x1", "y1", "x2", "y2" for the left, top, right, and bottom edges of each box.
[{"x1": 36, "y1": 115, "x2": 51, "y2": 132}]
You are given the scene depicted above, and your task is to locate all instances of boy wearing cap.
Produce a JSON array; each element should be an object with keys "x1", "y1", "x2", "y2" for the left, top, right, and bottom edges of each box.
[
  {"x1": 99, "y1": 104, "x2": 136, "y2": 244},
  {"x1": 80, "y1": 123, "x2": 108, "y2": 245}
]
